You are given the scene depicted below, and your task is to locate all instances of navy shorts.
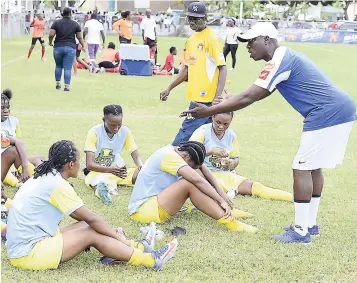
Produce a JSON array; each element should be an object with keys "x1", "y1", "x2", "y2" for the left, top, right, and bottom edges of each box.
[{"x1": 172, "y1": 101, "x2": 212, "y2": 146}]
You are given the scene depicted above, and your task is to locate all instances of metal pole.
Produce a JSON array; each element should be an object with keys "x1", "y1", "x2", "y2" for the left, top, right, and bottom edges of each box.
[{"x1": 239, "y1": 0, "x2": 243, "y2": 23}]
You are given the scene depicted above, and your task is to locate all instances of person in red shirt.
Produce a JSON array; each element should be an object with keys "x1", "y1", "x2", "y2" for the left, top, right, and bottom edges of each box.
[
  {"x1": 159, "y1": 46, "x2": 178, "y2": 74},
  {"x1": 28, "y1": 13, "x2": 46, "y2": 60}
]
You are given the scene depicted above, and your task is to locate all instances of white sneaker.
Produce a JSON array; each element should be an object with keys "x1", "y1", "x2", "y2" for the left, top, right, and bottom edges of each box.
[{"x1": 152, "y1": 239, "x2": 178, "y2": 271}]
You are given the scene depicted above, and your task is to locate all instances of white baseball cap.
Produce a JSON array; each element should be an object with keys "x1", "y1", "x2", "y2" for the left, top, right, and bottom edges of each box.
[{"x1": 238, "y1": 22, "x2": 278, "y2": 42}]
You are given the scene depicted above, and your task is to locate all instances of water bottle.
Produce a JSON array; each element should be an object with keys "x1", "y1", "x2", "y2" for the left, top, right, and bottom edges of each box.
[{"x1": 114, "y1": 154, "x2": 125, "y2": 168}]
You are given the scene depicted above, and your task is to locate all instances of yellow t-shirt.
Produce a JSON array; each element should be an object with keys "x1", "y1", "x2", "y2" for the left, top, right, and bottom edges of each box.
[{"x1": 185, "y1": 27, "x2": 226, "y2": 103}]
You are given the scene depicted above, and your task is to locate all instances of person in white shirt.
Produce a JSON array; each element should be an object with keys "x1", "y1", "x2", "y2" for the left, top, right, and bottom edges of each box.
[
  {"x1": 83, "y1": 13, "x2": 105, "y2": 65},
  {"x1": 223, "y1": 18, "x2": 241, "y2": 71},
  {"x1": 141, "y1": 9, "x2": 157, "y2": 64}
]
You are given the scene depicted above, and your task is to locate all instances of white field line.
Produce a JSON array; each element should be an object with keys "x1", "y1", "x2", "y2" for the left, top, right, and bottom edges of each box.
[{"x1": 2, "y1": 55, "x2": 26, "y2": 67}]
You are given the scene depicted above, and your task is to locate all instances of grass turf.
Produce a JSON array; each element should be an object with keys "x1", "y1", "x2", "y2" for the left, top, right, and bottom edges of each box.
[{"x1": 1, "y1": 35, "x2": 357, "y2": 283}]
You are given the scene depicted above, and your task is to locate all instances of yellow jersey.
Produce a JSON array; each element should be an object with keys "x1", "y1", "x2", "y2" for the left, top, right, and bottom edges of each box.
[{"x1": 185, "y1": 27, "x2": 226, "y2": 103}]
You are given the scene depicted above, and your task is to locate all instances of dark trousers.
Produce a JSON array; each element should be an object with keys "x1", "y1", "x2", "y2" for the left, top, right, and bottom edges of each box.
[
  {"x1": 119, "y1": 37, "x2": 131, "y2": 44},
  {"x1": 223, "y1": 43, "x2": 238, "y2": 69},
  {"x1": 172, "y1": 102, "x2": 212, "y2": 146},
  {"x1": 98, "y1": 61, "x2": 115, "y2": 68}
]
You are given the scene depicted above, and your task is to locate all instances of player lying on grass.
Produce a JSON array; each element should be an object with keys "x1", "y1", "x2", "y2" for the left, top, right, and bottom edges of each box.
[
  {"x1": 189, "y1": 112, "x2": 292, "y2": 201},
  {"x1": 1, "y1": 90, "x2": 44, "y2": 188},
  {"x1": 128, "y1": 141, "x2": 258, "y2": 233},
  {"x1": 84, "y1": 105, "x2": 143, "y2": 204},
  {"x1": 5, "y1": 140, "x2": 178, "y2": 271}
]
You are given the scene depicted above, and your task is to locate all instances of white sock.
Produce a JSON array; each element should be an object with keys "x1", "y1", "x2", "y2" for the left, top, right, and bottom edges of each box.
[
  {"x1": 294, "y1": 202, "x2": 310, "y2": 236},
  {"x1": 308, "y1": 196, "x2": 321, "y2": 228}
]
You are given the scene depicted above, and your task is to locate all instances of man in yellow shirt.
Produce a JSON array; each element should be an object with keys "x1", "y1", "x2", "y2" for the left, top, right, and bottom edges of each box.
[
  {"x1": 160, "y1": 2, "x2": 227, "y2": 146},
  {"x1": 113, "y1": 11, "x2": 133, "y2": 44}
]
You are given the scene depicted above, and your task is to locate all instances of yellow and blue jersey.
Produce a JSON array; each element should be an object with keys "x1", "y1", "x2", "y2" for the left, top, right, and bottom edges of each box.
[
  {"x1": 185, "y1": 27, "x2": 226, "y2": 103},
  {"x1": 84, "y1": 123, "x2": 137, "y2": 168},
  {"x1": 6, "y1": 172, "x2": 84, "y2": 259},
  {"x1": 128, "y1": 145, "x2": 188, "y2": 214},
  {"x1": 190, "y1": 123, "x2": 239, "y2": 172},
  {"x1": 1, "y1": 116, "x2": 22, "y2": 139}
]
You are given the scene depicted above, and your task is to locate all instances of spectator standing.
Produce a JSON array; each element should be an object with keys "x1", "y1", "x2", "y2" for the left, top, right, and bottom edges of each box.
[
  {"x1": 83, "y1": 13, "x2": 105, "y2": 67},
  {"x1": 142, "y1": 9, "x2": 157, "y2": 64},
  {"x1": 49, "y1": 7, "x2": 86, "y2": 91}
]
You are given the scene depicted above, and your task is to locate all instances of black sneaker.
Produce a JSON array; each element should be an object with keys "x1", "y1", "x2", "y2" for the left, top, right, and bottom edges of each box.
[
  {"x1": 64, "y1": 88, "x2": 70, "y2": 92},
  {"x1": 56, "y1": 85, "x2": 61, "y2": 90}
]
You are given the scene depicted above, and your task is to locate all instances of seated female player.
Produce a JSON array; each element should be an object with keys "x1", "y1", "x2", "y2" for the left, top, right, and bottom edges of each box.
[
  {"x1": 190, "y1": 112, "x2": 292, "y2": 201},
  {"x1": 6, "y1": 140, "x2": 177, "y2": 271},
  {"x1": 128, "y1": 141, "x2": 258, "y2": 233},
  {"x1": 1, "y1": 89, "x2": 44, "y2": 188},
  {"x1": 1, "y1": 133, "x2": 30, "y2": 208},
  {"x1": 84, "y1": 105, "x2": 143, "y2": 204}
]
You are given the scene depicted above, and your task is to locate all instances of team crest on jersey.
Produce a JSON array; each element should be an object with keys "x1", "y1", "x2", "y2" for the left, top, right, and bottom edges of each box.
[
  {"x1": 209, "y1": 155, "x2": 222, "y2": 169},
  {"x1": 1, "y1": 133, "x2": 10, "y2": 149},
  {"x1": 197, "y1": 43, "x2": 204, "y2": 51},
  {"x1": 259, "y1": 69, "x2": 270, "y2": 80},
  {"x1": 188, "y1": 54, "x2": 197, "y2": 65},
  {"x1": 95, "y1": 148, "x2": 115, "y2": 167},
  {"x1": 264, "y1": 62, "x2": 275, "y2": 69}
]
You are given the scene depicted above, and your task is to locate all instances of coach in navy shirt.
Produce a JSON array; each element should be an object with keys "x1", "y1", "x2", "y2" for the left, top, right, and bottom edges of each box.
[{"x1": 183, "y1": 22, "x2": 356, "y2": 244}]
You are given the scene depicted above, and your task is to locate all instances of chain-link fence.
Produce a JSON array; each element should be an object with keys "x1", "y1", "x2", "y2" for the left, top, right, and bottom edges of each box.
[{"x1": 1, "y1": 12, "x2": 30, "y2": 39}]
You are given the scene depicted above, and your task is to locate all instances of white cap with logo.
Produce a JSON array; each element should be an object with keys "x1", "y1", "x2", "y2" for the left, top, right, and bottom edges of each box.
[{"x1": 238, "y1": 22, "x2": 279, "y2": 42}]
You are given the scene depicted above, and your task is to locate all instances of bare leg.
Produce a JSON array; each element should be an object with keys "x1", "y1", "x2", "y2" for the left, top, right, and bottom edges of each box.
[
  {"x1": 77, "y1": 57, "x2": 90, "y2": 69},
  {"x1": 61, "y1": 226, "x2": 133, "y2": 263},
  {"x1": 60, "y1": 221, "x2": 88, "y2": 233},
  {"x1": 311, "y1": 169, "x2": 324, "y2": 196},
  {"x1": 1, "y1": 147, "x2": 20, "y2": 182},
  {"x1": 28, "y1": 155, "x2": 45, "y2": 167},
  {"x1": 237, "y1": 180, "x2": 253, "y2": 195},
  {"x1": 73, "y1": 57, "x2": 78, "y2": 75},
  {"x1": 293, "y1": 169, "x2": 313, "y2": 200},
  {"x1": 158, "y1": 178, "x2": 225, "y2": 220}
]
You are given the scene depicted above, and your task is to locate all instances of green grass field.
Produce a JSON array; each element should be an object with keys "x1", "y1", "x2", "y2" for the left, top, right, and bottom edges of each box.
[{"x1": 1, "y1": 35, "x2": 357, "y2": 283}]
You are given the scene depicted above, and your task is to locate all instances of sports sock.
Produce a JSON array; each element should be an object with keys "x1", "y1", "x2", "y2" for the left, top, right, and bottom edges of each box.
[
  {"x1": 18, "y1": 162, "x2": 35, "y2": 176},
  {"x1": 27, "y1": 49, "x2": 32, "y2": 59},
  {"x1": 5, "y1": 198, "x2": 12, "y2": 209},
  {"x1": 294, "y1": 201, "x2": 310, "y2": 236},
  {"x1": 252, "y1": 182, "x2": 293, "y2": 202},
  {"x1": 3, "y1": 172, "x2": 20, "y2": 187},
  {"x1": 128, "y1": 249, "x2": 155, "y2": 267},
  {"x1": 130, "y1": 240, "x2": 145, "y2": 252},
  {"x1": 231, "y1": 208, "x2": 253, "y2": 218},
  {"x1": 217, "y1": 216, "x2": 258, "y2": 233},
  {"x1": 41, "y1": 48, "x2": 45, "y2": 58},
  {"x1": 308, "y1": 195, "x2": 321, "y2": 228}
]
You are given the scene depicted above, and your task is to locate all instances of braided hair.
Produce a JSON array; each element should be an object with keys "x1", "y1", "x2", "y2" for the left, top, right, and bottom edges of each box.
[
  {"x1": 34, "y1": 140, "x2": 78, "y2": 179},
  {"x1": 178, "y1": 141, "x2": 206, "y2": 166},
  {"x1": 103, "y1": 104, "x2": 122, "y2": 116},
  {"x1": 1, "y1": 89, "x2": 12, "y2": 100}
]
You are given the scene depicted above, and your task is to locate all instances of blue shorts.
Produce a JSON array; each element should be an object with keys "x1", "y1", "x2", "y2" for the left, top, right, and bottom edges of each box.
[{"x1": 172, "y1": 102, "x2": 212, "y2": 146}]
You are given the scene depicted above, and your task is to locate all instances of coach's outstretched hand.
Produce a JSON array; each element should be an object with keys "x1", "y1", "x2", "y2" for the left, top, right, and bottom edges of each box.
[
  {"x1": 180, "y1": 103, "x2": 211, "y2": 118},
  {"x1": 160, "y1": 89, "x2": 170, "y2": 101}
]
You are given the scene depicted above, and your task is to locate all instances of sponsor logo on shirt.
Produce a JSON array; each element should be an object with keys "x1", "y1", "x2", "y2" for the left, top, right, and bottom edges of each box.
[
  {"x1": 95, "y1": 148, "x2": 115, "y2": 167},
  {"x1": 188, "y1": 54, "x2": 197, "y2": 65},
  {"x1": 264, "y1": 62, "x2": 275, "y2": 70},
  {"x1": 259, "y1": 69, "x2": 270, "y2": 80}
]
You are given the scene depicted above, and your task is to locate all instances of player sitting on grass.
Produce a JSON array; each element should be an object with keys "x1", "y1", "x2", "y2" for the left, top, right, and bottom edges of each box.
[
  {"x1": 1, "y1": 90, "x2": 43, "y2": 189},
  {"x1": 5, "y1": 140, "x2": 178, "y2": 271},
  {"x1": 128, "y1": 141, "x2": 258, "y2": 233},
  {"x1": 84, "y1": 105, "x2": 143, "y2": 204},
  {"x1": 190, "y1": 112, "x2": 292, "y2": 201},
  {"x1": 1, "y1": 133, "x2": 30, "y2": 213},
  {"x1": 98, "y1": 42, "x2": 121, "y2": 73}
]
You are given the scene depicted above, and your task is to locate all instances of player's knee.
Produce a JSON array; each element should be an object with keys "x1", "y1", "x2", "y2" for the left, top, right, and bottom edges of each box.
[{"x1": 238, "y1": 180, "x2": 253, "y2": 195}]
